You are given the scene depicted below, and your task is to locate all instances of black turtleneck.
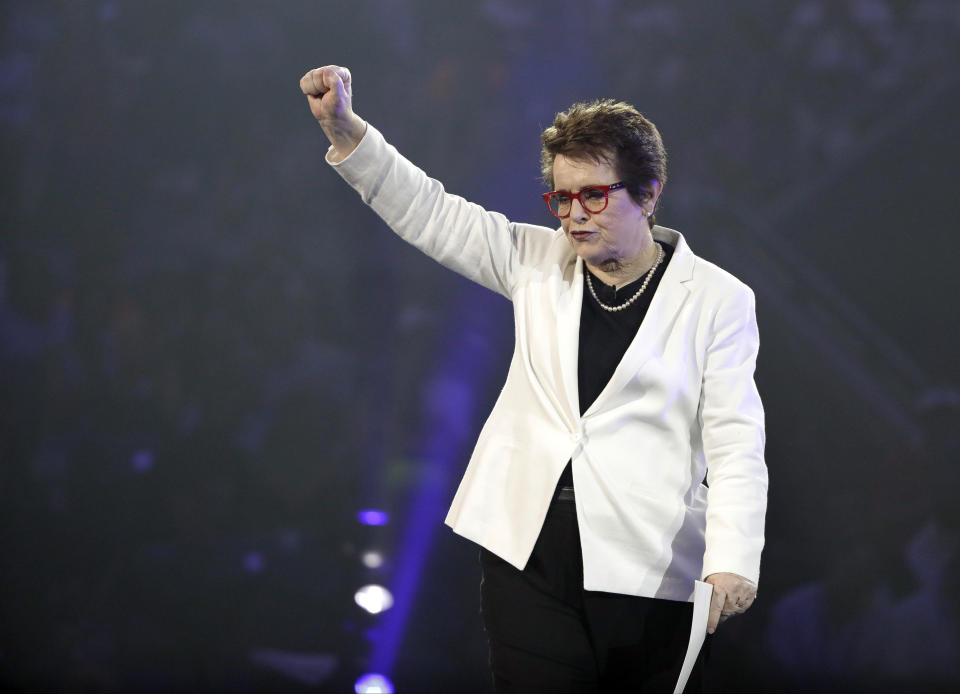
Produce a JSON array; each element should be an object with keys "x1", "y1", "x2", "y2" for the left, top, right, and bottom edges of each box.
[{"x1": 557, "y1": 241, "x2": 675, "y2": 488}]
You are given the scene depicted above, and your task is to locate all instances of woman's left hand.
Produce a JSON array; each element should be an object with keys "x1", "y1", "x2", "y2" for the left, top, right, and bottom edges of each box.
[{"x1": 704, "y1": 572, "x2": 757, "y2": 634}]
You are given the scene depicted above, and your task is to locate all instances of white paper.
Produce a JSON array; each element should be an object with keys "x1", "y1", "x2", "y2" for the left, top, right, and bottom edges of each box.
[{"x1": 673, "y1": 580, "x2": 713, "y2": 694}]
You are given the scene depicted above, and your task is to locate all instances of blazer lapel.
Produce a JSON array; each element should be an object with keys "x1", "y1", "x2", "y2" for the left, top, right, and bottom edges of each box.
[
  {"x1": 583, "y1": 229, "x2": 695, "y2": 418},
  {"x1": 555, "y1": 254, "x2": 585, "y2": 426}
]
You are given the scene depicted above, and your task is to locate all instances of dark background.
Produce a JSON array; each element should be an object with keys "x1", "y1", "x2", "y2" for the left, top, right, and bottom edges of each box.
[{"x1": 2, "y1": 1, "x2": 958, "y2": 692}]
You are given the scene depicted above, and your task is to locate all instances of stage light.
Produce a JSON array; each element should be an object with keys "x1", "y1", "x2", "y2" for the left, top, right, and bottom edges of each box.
[
  {"x1": 354, "y1": 585, "x2": 394, "y2": 614},
  {"x1": 357, "y1": 509, "x2": 389, "y2": 526},
  {"x1": 243, "y1": 551, "x2": 265, "y2": 574},
  {"x1": 131, "y1": 449, "x2": 154, "y2": 473},
  {"x1": 362, "y1": 551, "x2": 384, "y2": 569},
  {"x1": 354, "y1": 673, "x2": 394, "y2": 693}
]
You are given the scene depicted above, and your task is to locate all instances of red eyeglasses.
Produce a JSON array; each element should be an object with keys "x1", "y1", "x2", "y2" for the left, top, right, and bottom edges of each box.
[{"x1": 542, "y1": 182, "x2": 625, "y2": 218}]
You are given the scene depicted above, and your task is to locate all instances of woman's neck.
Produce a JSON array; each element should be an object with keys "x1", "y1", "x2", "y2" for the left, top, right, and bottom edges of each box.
[{"x1": 587, "y1": 239, "x2": 660, "y2": 289}]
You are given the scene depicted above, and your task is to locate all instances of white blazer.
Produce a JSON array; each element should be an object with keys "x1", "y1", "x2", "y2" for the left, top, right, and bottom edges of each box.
[{"x1": 330, "y1": 124, "x2": 767, "y2": 602}]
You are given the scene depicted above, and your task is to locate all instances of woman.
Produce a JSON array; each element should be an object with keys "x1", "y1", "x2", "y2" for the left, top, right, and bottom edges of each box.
[{"x1": 301, "y1": 64, "x2": 767, "y2": 693}]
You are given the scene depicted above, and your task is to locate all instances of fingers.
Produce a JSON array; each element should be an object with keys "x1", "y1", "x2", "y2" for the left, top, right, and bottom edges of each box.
[
  {"x1": 704, "y1": 572, "x2": 758, "y2": 634},
  {"x1": 299, "y1": 69, "x2": 319, "y2": 96},
  {"x1": 300, "y1": 65, "x2": 357, "y2": 132},
  {"x1": 707, "y1": 586, "x2": 726, "y2": 634},
  {"x1": 327, "y1": 70, "x2": 349, "y2": 102},
  {"x1": 334, "y1": 66, "x2": 352, "y2": 96},
  {"x1": 720, "y1": 592, "x2": 755, "y2": 617},
  {"x1": 300, "y1": 67, "x2": 329, "y2": 96},
  {"x1": 300, "y1": 65, "x2": 352, "y2": 97},
  {"x1": 732, "y1": 592, "x2": 756, "y2": 611}
]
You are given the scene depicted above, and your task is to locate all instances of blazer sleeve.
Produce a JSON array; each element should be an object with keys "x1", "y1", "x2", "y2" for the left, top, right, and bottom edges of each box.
[
  {"x1": 699, "y1": 285, "x2": 768, "y2": 584},
  {"x1": 327, "y1": 123, "x2": 556, "y2": 299}
]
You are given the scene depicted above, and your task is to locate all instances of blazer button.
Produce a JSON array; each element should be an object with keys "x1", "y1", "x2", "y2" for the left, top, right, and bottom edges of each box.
[{"x1": 571, "y1": 432, "x2": 582, "y2": 443}]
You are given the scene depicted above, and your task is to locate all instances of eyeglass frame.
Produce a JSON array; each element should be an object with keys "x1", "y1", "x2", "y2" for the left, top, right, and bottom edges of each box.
[{"x1": 541, "y1": 181, "x2": 626, "y2": 219}]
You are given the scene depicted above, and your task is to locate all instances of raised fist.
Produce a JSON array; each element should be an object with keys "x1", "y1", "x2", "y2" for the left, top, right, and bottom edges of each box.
[{"x1": 300, "y1": 64, "x2": 365, "y2": 160}]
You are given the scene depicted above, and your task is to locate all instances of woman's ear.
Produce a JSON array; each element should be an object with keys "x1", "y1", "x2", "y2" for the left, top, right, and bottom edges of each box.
[{"x1": 648, "y1": 180, "x2": 663, "y2": 208}]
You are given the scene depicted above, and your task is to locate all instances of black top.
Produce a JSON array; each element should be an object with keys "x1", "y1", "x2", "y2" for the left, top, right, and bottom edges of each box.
[{"x1": 557, "y1": 241, "x2": 675, "y2": 488}]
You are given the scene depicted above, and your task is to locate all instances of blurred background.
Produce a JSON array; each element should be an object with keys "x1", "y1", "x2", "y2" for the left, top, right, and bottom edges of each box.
[{"x1": 1, "y1": 1, "x2": 958, "y2": 692}]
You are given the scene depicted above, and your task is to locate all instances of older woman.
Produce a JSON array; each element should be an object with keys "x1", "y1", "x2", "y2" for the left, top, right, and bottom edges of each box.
[{"x1": 301, "y1": 65, "x2": 767, "y2": 693}]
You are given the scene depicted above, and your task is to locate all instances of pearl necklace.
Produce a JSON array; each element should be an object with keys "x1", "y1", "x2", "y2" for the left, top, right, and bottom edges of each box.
[{"x1": 585, "y1": 242, "x2": 664, "y2": 313}]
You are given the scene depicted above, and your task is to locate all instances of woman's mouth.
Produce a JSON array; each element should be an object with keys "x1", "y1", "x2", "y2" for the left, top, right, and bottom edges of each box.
[{"x1": 570, "y1": 231, "x2": 596, "y2": 241}]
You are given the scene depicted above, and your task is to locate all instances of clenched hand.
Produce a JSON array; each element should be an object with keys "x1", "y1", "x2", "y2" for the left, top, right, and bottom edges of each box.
[{"x1": 300, "y1": 64, "x2": 366, "y2": 162}]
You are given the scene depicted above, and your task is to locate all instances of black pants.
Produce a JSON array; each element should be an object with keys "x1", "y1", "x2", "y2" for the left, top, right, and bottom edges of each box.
[{"x1": 479, "y1": 490, "x2": 708, "y2": 693}]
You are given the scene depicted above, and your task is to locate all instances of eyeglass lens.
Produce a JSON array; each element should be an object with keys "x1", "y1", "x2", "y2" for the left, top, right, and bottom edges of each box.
[{"x1": 548, "y1": 187, "x2": 608, "y2": 217}]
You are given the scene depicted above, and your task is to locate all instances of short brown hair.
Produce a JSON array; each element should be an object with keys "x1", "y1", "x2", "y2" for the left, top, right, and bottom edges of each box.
[{"x1": 541, "y1": 99, "x2": 668, "y2": 227}]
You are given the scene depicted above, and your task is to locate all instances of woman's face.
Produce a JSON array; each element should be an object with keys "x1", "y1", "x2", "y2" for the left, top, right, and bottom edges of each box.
[{"x1": 552, "y1": 154, "x2": 656, "y2": 273}]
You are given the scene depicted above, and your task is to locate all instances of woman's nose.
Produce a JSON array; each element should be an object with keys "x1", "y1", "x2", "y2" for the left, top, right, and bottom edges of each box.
[{"x1": 570, "y1": 198, "x2": 589, "y2": 222}]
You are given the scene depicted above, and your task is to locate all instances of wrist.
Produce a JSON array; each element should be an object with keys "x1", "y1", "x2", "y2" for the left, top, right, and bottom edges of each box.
[{"x1": 323, "y1": 115, "x2": 366, "y2": 162}]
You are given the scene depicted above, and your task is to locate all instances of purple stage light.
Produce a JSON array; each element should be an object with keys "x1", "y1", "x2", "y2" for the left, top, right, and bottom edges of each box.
[
  {"x1": 357, "y1": 509, "x2": 390, "y2": 526},
  {"x1": 243, "y1": 551, "x2": 265, "y2": 574},
  {"x1": 354, "y1": 585, "x2": 394, "y2": 614},
  {"x1": 130, "y1": 449, "x2": 154, "y2": 473},
  {"x1": 354, "y1": 673, "x2": 394, "y2": 694},
  {"x1": 368, "y1": 287, "x2": 504, "y2": 679},
  {"x1": 361, "y1": 550, "x2": 384, "y2": 569}
]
